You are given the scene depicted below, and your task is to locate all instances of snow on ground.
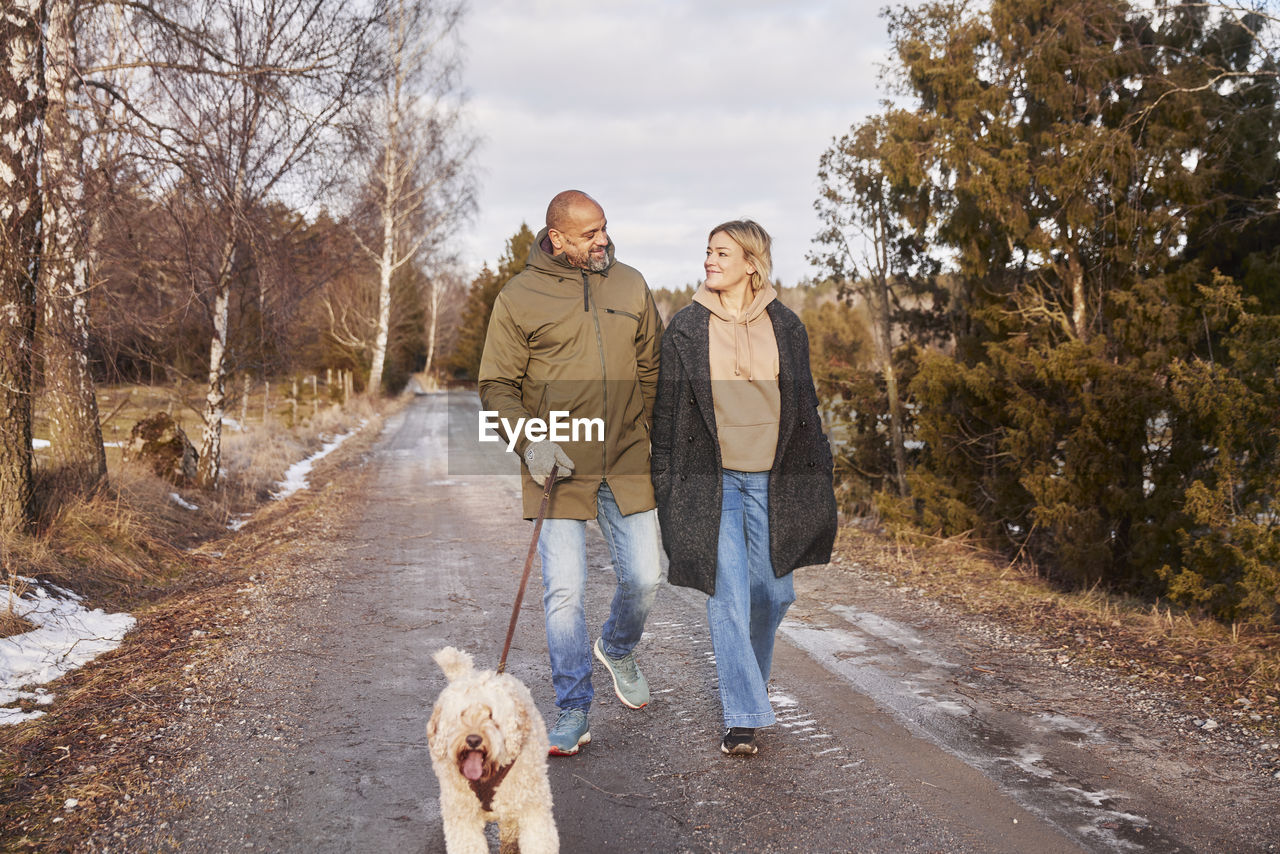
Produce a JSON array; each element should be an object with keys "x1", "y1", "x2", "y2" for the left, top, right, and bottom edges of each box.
[
  {"x1": 229, "y1": 422, "x2": 366, "y2": 530},
  {"x1": 170, "y1": 493, "x2": 199, "y2": 511},
  {"x1": 1, "y1": 578, "x2": 136, "y2": 725},
  {"x1": 271, "y1": 424, "x2": 363, "y2": 500}
]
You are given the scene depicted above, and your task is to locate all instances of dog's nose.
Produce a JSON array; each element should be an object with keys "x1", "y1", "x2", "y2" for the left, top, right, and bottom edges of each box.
[{"x1": 466, "y1": 734, "x2": 482, "y2": 748}]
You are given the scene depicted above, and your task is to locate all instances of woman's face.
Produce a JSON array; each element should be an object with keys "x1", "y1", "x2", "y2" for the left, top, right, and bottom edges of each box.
[{"x1": 704, "y1": 232, "x2": 754, "y2": 294}]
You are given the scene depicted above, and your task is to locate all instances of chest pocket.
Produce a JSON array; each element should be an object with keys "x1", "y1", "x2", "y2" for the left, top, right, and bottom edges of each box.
[
  {"x1": 601, "y1": 306, "x2": 642, "y2": 343},
  {"x1": 603, "y1": 306, "x2": 641, "y2": 323}
]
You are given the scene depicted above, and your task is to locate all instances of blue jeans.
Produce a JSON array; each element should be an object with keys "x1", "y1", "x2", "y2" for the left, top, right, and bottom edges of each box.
[
  {"x1": 537, "y1": 482, "x2": 661, "y2": 712},
  {"x1": 707, "y1": 470, "x2": 795, "y2": 728}
]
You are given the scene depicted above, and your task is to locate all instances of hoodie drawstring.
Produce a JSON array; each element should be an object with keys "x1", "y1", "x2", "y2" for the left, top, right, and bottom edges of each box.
[
  {"x1": 733, "y1": 317, "x2": 742, "y2": 377},
  {"x1": 732, "y1": 313, "x2": 756, "y2": 381}
]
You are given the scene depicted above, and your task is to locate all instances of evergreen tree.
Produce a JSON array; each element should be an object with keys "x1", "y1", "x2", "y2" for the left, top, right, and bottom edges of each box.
[
  {"x1": 844, "y1": 0, "x2": 1280, "y2": 622},
  {"x1": 445, "y1": 224, "x2": 535, "y2": 380}
]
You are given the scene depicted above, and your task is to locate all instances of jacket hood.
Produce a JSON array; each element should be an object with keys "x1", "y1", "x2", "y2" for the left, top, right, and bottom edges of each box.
[
  {"x1": 527, "y1": 226, "x2": 616, "y2": 277},
  {"x1": 692, "y1": 280, "x2": 777, "y2": 322}
]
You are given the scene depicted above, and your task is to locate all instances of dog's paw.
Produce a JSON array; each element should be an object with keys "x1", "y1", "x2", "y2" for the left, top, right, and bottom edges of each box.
[{"x1": 434, "y1": 646, "x2": 475, "y2": 681}]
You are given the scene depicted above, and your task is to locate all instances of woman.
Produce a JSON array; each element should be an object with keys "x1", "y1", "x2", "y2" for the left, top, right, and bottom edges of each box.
[{"x1": 651, "y1": 220, "x2": 837, "y2": 755}]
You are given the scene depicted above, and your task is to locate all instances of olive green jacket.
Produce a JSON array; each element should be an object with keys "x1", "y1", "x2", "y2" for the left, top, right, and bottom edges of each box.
[{"x1": 478, "y1": 228, "x2": 664, "y2": 519}]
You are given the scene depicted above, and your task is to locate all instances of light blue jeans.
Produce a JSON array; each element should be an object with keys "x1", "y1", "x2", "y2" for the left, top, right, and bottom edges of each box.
[
  {"x1": 537, "y1": 482, "x2": 661, "y2": 712},
  {"x1": 708, "y1": 470, "x2": 795, "y2": 728}
]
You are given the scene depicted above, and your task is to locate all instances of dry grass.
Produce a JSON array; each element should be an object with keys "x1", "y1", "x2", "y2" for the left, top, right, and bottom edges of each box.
[
  {"x1": 1, "y1": 579, "x2": 35, "y2": 640},
  {"x1": 0, "y1": 612, "x2": 32, "y2": 640},
  {"x1": 836, "y1": 524, "x2": 1280, "y2": 715},
  {"x1": 1, "y1": 549, "x2": 35, "y2": 639}
]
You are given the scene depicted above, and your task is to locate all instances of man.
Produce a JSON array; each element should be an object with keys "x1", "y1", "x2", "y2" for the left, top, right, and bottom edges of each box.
[{"x1": 479, "y1": 190, "x2": 664, "y2": 756}]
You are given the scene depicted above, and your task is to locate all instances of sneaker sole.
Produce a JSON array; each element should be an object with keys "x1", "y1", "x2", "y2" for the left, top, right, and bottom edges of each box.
[
  {"x1": 593, "y1": 640, "x2": 648, "y2": 709},
  {"x1": 721, "y1": 742, "x2": 758, "y2": 756},
  {"x1": 548, "y1": 732, "x2": 591, "y2": 757}
]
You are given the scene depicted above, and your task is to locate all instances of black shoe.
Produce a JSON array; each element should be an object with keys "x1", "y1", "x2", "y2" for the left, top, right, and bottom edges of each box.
[{"x1": 720, "y1": 727, "x2": 757, "y2": 755}]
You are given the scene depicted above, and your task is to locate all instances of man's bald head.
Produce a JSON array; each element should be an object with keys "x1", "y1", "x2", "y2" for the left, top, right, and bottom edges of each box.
[
  {"x1": 546, "y1": 190, "x2": 610, "y2": 272},
  {"x1": 546, "y1": 190, "x2": 602, "y2": 232}
]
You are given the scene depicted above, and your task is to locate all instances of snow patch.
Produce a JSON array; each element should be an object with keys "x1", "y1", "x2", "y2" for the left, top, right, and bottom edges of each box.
[
  {"x1": 227, "y1": 422, "x2": 365, "y2": 530},
  {"x1": 169, "y1": 492, "x2": 199, "y2": 511},
  {"x1": 271, "y1": 424, "x2": 364, "y2": 501},
  {"x1": 1, "y1": 577, "x2": 135, "y2": 725}
]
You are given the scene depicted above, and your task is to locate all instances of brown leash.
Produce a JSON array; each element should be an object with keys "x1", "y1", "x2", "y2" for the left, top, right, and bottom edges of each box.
[{"x1": 497, "y1": 463, "x2": 558, "y2": 674}]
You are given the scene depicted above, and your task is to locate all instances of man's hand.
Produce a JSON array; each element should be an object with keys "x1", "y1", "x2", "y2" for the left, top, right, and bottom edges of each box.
[{"x1": 524, "y1": 441, "x2": 575, "y2": 486}]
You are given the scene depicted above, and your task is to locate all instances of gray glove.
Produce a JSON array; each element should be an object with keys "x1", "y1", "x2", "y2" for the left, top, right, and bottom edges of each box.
[{"x1": 523, "y1": 441, "x2": 574, "y2": 486}]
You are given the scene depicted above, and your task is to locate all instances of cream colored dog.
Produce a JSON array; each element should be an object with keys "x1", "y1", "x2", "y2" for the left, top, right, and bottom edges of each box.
[{"x1": 428, "y1": 647, "x2": 558, "y2": 854}]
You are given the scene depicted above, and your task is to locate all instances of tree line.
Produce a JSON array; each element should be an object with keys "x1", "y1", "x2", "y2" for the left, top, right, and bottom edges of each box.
[
  {"x1": 6, "y1": 0, "x2": 1275, "y2": 626},
  {"x1": 1, "y1": 0, "x2": 473, "y2": 530}
]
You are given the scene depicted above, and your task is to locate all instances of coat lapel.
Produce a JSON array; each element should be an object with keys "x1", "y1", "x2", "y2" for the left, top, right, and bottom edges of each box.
[
  {"x1": 671, "y1": 304, "x2": 717, "y2": 439},
  {"x1": 770, "y1": 303, "x2": 798, "y2": 469}
]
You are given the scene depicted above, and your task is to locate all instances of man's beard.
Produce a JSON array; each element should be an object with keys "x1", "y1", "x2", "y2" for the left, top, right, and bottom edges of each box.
[{"x1": 569, "y1": 246, "x2": 609, "y2": 272}]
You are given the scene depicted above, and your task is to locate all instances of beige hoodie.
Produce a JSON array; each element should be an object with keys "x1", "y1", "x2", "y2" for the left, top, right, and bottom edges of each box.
[{"x1": 692, "y1": 281, "x2": 781, "y2": 472}]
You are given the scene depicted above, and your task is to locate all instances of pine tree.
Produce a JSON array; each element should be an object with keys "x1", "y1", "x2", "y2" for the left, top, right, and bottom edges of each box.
[{"x1": 446, "y1": 224, "x2": 534, "y2": 381}]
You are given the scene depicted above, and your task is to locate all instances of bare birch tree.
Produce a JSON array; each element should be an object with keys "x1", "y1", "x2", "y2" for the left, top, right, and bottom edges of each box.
[
  {"x1": 350, "y1": 0, "x2": 473, "y2": 394},
  {"x1": 424, "y1": 264, "x2": 464, "y2": 377},
  {"x1": 0, "y1": 0, "x2": 44, "y2": 530},
  {"x1": 143, "y1": 0, "x2": 376, "y2": 486}
]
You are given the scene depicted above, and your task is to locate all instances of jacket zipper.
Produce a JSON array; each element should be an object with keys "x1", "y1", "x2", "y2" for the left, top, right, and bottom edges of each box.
[
  {"x1": 604, "y1": 307, "x2": 641, "y2": 322},
  {"x1": 585, "y1": 271, "x2": 608, "y2": 479}
]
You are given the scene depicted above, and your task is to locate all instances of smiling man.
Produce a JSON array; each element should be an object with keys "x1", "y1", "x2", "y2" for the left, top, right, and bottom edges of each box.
[{"x1": 478, "y1": 190, "x2": 664, "y2": 756}]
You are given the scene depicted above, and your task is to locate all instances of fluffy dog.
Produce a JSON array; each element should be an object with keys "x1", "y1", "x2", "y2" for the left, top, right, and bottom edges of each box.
[{"x1": 428, "y1": 647, "x2": 558, "y2": 854}]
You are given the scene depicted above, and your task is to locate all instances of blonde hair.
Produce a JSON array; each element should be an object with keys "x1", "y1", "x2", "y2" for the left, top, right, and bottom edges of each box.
[{"x1": 709, "y1": 220, "x2": 772, "y2": 294}]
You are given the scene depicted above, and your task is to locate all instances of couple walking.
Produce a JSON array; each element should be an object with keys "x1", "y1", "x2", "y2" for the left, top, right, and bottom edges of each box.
[{"x1": 478, "y1": 190, "x2": 837, "y2": 757}]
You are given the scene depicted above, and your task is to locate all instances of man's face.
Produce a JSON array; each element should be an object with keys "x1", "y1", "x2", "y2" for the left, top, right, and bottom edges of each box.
[{"x1": 549, "y1": 203, "x2": 610, "y2": 272}]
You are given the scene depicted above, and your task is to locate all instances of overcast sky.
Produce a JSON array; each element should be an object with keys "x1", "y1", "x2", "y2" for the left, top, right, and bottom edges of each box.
[{"x1": 457, "y1": 0, "x2": 906, "y2": 290}]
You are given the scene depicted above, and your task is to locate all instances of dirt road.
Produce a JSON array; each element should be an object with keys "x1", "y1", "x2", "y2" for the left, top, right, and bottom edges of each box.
[{"x1": 96, "y1": 392, "x2": 1277, "y2": 853}]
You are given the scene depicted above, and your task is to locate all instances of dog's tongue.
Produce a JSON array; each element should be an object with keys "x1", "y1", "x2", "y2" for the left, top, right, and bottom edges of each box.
[{"x1": 461, "y1": 750, "x2": 485, "y2": 781}]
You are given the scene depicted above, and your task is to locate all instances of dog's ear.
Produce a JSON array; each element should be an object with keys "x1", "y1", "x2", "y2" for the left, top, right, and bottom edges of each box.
[
  {"x1": 426, "y1": 703, "x2": 442, "y2": 754},
  {"x1": 506, "y1": 690, "x2": 530, "y2": 757},
  {"x1": 433, "y1": 646, "x2": 474, "y2": 682}
]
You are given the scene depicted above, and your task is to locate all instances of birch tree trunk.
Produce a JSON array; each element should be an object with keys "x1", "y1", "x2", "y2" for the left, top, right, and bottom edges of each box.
[
  {"x1": 197, "y1": 231, "x2": 238, "y2": 488},
  {"x1": 366, "y1": 129, "x2": 395, "y2": 393},
  {"x1": 40, "y1": 0, "x2": 107, "y2": 491},
  {"x1": 0, "y1": 0, "x2": 44, "y2": 531},
  {"x1": 424, "y1": 273, "x2": 440, "y2": 375},
  {"x1": 365, "y1": 0, "x2": 408, "y2": 396}
]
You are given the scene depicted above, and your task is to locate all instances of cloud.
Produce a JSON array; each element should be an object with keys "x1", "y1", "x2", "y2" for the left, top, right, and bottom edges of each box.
[{"x1": 459, "y1": 0, "x2": 904, "y2": 288}]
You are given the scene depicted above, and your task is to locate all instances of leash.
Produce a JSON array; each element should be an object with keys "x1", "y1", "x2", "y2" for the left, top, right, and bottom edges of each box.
[{"x1": 497, "y1": 463, "x2": 558, "y2": 674}]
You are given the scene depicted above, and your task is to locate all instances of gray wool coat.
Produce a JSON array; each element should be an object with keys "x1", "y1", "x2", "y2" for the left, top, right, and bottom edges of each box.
[{"x1": 650, "y1": 299, "x2": 838, "y2": 596}]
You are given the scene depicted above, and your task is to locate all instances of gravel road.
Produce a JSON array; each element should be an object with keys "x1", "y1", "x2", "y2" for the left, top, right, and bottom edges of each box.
[{"x1": 90, "y1": 392, "x2": 1279, "y2": 853}]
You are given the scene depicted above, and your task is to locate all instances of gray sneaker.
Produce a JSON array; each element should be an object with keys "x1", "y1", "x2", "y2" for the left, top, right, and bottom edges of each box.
[
  {"x1": 547, "y1": 708, "x2": 590, "y2": 756},
  {"x1": 593, "y1": 638, "x2": 650, "y2": 709}
]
